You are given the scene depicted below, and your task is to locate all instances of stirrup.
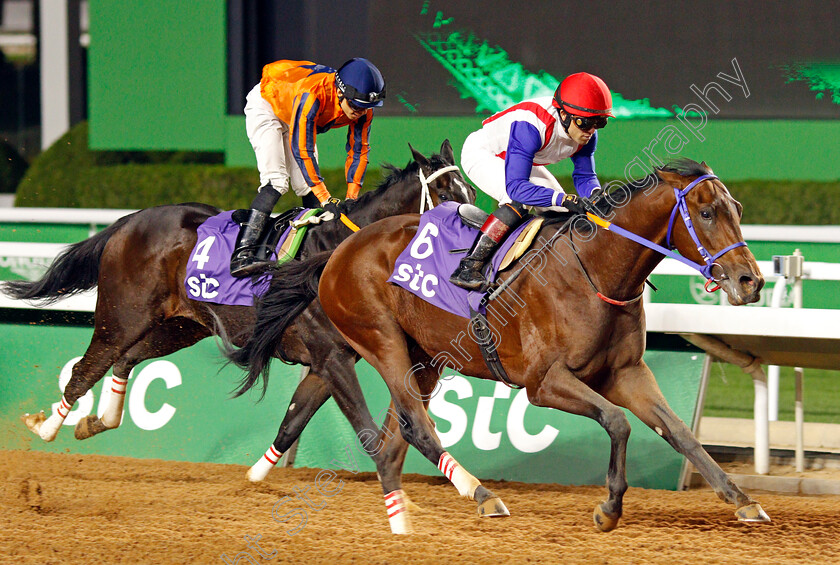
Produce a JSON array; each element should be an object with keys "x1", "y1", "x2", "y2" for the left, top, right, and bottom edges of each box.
[
  {"x1": 231, "y1": 248, "x2": 272, "y2": 277},
  {"x1": 450, "y1": 260, "x2": 488, "y2": 291}
]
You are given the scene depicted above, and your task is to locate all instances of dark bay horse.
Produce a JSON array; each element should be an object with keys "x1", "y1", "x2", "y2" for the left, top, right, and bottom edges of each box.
[
  {"x1": 238, "y1": 159, "x2": 769, "y2": 533},
  {"x1": 5, "y1": 141, "x2": 474, "y2": 453}
]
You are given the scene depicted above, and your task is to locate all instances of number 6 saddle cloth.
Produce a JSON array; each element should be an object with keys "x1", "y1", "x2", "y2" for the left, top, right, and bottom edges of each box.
[{"x1": 387, "y1": 201, "x2": 543, "y2": 319}]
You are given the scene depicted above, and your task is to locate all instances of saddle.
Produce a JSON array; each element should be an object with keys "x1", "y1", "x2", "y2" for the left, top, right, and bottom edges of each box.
[
  {"x1": 455, "y1": 204, "x2": 545, "y2": 270},
  {"x1": 232, "y1": 206, "x2": 322, "y2": 266}
]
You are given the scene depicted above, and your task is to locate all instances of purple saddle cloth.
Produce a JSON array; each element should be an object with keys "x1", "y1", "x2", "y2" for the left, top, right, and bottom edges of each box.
[
  {"x1": 387, "y1": 201, "x2": 535, "y2": 319},
  {"x1": 184, "y1": 210, "x2": 305, "y2": 307}
]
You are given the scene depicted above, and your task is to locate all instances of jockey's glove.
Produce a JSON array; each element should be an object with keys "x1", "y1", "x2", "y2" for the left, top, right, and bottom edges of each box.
[
  {"x1": 560, "y1": 193, "x2": 592, "y2": 215},
  {"x1": 322, "y1": 197, "x2": 342, "y2": 221}
]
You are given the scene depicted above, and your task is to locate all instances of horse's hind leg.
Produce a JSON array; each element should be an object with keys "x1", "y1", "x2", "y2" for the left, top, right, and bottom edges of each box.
[
  {"x1": 247, "y1": 368, "x2": 333, "y2": 481},
  {"x1": 23, "y1": 333, "x2": 123, "y2": 441},
  {"x1": 530, "y1": 360, "x2": 632, "y2": 532},
  {"x1": 319, "y1": 357, "x2": 421, "y2": 533},
  {"x1": 74, "y1": 318, "x2": 208, "y2": 440},
  {"x1": 346, "y1": 329, "x2": 509, "y2": 530},
  {"x1": 604, "y1": 362, "x2": 769, "y2": 523}
]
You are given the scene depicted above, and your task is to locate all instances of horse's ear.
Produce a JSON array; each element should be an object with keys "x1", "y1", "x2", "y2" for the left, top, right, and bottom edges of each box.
[
  {"x1": 409, "y1": 143, "x2": 430, "y2": 169},
  {"x1": 655, "y1": 168, "x2": 687, "y2": 189},
  {"x1": 700, "y1": 160, "x2": 715, "y2": 175},
  {"x1": 440, "y1": 139, "x2": 455, "y2": 164}
]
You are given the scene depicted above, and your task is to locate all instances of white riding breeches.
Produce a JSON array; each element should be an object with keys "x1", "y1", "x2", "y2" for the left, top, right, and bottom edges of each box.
[
  {"x1": 244, "y1": 84, "x2": 315, "y2": 196},
  {"x1": 460, "y1": 130, "x2": 562, "y2": 205}
]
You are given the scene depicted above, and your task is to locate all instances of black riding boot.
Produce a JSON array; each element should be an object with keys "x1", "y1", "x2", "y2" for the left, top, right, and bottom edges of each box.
[
  {"x1": 230, "y1": 186, "x2": 281, "y2": 277},
  {"x1": 449, "y1": 202, "x2": 526, "y2": 291}
]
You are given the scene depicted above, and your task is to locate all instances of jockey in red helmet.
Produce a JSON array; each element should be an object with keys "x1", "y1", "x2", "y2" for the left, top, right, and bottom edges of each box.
[
  {"x1": 231, "y1": 58, "x2": 386, "y2": 277},
  {"x1": 450, "y1": 72, "x2": 614, "y2": 291}
]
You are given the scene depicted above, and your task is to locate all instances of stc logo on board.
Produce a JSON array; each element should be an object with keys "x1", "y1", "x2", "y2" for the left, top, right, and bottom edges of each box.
[
  {"x1": 55, "y1": 357, "x2": 181, "y2": 430},
  {"x1": 429, "y1": 376, "x2": 560, "y2": 453}
]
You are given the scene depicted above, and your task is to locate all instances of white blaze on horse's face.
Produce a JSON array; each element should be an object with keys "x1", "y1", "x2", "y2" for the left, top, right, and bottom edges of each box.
[{"x1": 451, "y1": 174, "x2": 472, "y2": 203}]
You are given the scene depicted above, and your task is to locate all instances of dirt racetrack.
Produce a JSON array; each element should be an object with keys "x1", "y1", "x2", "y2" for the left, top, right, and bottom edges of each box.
[{"x1": 2, "y1": 450, "x2": 839, "y2": 564}]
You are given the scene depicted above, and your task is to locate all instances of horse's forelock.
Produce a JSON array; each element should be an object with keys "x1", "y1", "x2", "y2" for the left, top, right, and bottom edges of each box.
[{"x1": 340, "y1": 151, "x2": 454, "y2": 213}]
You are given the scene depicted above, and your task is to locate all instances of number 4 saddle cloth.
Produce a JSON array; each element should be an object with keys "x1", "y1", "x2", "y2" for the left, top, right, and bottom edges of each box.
[
  {"x1": 387, "y1": 201, "x2": 543, "y2": 319},
  {"x1": 184, "y1": 208, "x2": 316, "y2": 307}
]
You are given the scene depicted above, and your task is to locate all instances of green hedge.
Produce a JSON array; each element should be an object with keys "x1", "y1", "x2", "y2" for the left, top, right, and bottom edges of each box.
[
  {"x1": 12, "y1": 122, "x2": 840, "y2": 224},
  {"x1": 0, "y1": 140, "x2": 28, "y2": 193},
  {"x1": 14, "y1": 122, "x2": 384, "y2": 210}
]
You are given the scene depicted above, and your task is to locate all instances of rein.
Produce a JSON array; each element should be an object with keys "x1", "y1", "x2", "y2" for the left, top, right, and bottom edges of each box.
[
  {"x1": 490, "y1": 174, "x2": 747, "y2": 307},
  {"x1": 570, "y1": 249, "x2": 644, "y2": 307},
  {"x1": 418, "y1": 165, "x2": 460, "y2": 214}
]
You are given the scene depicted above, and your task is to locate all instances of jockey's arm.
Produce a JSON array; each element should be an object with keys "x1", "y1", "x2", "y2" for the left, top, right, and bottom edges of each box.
[
  {"x1": 290, "y1": 94, "x2": 331, "y2": 203},
  {"x1": 344, "y1": 111, "x2": 372, "y2": 200},
  {"x1": 504, "y1": 121, "x2": 566, "y2": 207},
  {"x1": 571, "y1": 133, "x2": 601, "y2": 198}
]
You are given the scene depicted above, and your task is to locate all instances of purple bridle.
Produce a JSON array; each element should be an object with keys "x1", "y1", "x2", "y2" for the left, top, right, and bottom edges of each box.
[
  {"x1": 663, "y1": 174, "x2": 747, "y2": 280},
  {"x1": 593, "y1": 174, "x2": 747, "y2": 284}
]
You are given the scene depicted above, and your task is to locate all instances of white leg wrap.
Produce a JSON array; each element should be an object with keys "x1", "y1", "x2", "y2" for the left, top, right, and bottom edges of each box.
[
  {"x1": 384, "y1": 489, "x2": 412, "y2": 534},
  {"x1": 100, "y1": 377, "x2": 127, "y2": 428},
  {"x1": 246, "y1": 445, "x2": 282, "y2": 482},
  {"x1": 438, "y1": 452, "x2": 479, "y2": 499},
  {"x1": 40, "y1": 397, "x2": 72, "y2": 441}
]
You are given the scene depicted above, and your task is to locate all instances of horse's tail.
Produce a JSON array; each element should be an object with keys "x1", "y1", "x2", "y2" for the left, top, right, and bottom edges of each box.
[
  {"x1": 227, "y1": 250, "x2": 332, "y2": 399},
  {"x1": 1, "y1": 214, "x2": 134, "y2": 304}
]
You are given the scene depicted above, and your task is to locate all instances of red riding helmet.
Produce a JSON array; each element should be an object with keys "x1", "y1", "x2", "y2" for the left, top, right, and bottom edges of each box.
[{"x1": 553, "y1": 72, "x2": 614, "y2": 117}]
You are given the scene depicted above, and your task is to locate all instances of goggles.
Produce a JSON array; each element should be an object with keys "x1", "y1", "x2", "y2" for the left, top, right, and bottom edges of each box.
[
  {"x1": 336, "y1": 74, "x2": 386, "y2": 108},
  {"x1": 346, "y1": 98, "x2": 368, "y2": 113},
  {"x1": 571, "y1": 115, "x2": 608, "y2": 131}
]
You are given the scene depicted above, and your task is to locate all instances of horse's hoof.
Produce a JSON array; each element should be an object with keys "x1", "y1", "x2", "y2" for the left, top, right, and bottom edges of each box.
[
  {"x1": 593, "y1": 503, "x2": 621, "y2": 532},
  {"x1": 246, "y1": 458, "x2": 274, "y2": 482},
  {"x1": 477, "y1": 496, "x2": 510, "y2": 518},
  {"x1": 74, "y1": 415, "x2": 108, "y2": 440},
  {"x1": 735, "y1": 503, "x2": 771, "y2": 523},
  {"x1": 403, "y1": 494, "x2": 423, "y2": 513},
  {"x1": 21, "y1": 412, "x2": 46, "y2": 436}
]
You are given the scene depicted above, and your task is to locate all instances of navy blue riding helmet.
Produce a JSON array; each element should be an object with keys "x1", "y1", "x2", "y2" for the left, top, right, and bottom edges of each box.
[{"x1": 335, "y1": 58, "x2": 386, "y2": 108}]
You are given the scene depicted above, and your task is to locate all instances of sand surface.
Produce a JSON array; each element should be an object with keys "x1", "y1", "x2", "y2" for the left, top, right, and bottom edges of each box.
[{"x1": 3, "y1": 450, "x2": 839, "y2": 564}]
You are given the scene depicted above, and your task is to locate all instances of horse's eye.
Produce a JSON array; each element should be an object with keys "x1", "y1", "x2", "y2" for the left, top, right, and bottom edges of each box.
[
  {"x1": 700, "y1": 208, "x2": 713, "y2": 220},
  {"x1": 439, "y1": 193, "x2": 449, "y2": 201}
]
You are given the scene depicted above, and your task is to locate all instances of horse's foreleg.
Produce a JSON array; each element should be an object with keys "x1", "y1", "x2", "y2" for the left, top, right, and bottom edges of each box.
[
  {"x1": 531, "y1": 361, "x2": 631, "y2": 532},
  {"x1": 605, "y1": 362, "x2": 770, "y2": 523},
  {"x1": 248, "y1": 369, "x2": 332, "y2": 482}
]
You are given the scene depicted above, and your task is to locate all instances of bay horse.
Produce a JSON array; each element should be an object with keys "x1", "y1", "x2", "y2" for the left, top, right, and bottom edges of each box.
[
  {"x1": 5, "y1": 141, "x2": 474, "y2": 454},
  {"x1": 237, "y1": 158, "x2": 769, "y2": 533}
]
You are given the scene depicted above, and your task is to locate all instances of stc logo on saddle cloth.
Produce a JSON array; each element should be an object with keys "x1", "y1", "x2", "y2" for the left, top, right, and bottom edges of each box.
[{"x1": 390, "y1": 222, "x2": 441, "y2": 298}]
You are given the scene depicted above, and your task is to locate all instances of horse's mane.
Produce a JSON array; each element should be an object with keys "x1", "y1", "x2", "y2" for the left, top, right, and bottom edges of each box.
[
  {"x1": 340, "y1": 152, "x2": 451, "y2": 214},
  {"x1": 540, "y1": 157, "x2": 712, "y2": 229}
]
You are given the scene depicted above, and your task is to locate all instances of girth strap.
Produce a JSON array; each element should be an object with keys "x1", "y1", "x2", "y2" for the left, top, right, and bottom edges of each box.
[{"x1": 469, "y1": 306, "x2": 522, "y2": 390}]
